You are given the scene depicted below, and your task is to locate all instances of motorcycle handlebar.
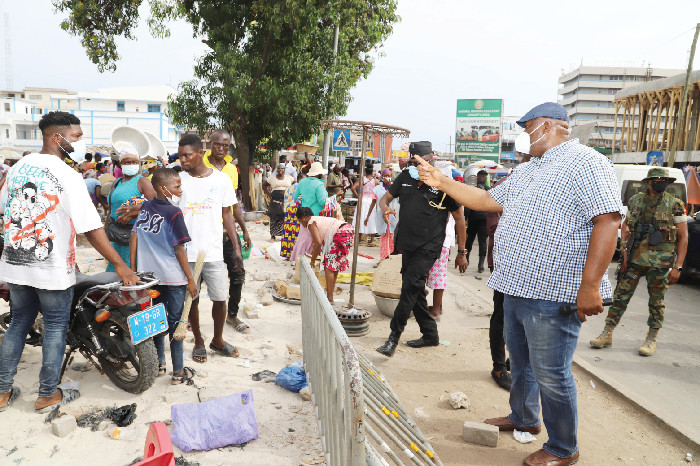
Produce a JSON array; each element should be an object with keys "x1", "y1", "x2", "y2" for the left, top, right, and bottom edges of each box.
[{"x1": 558, "y1": 299, "x2": 613, "y2": 316}]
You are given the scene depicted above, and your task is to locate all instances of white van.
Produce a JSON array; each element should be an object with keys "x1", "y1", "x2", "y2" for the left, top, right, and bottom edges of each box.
[{"x1": 614, "y1": 165, "x2": 687, "y2": 220}]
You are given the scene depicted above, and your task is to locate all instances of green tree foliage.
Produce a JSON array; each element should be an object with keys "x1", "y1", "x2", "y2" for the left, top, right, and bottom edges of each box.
[{"x1": 53, "y1": 0, "x2": 398, "y2": 208}]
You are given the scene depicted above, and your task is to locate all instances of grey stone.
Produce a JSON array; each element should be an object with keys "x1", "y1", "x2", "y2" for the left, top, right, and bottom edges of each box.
[
  {"x1": 462, "y1": 421, "x2": 498, "y2": 447},
  {"x1": 51, "y1": 415, "x2": 77, "y2": 438},
  {"x1": 260, "y1": 293, "x2": 274, "y2": 306}
]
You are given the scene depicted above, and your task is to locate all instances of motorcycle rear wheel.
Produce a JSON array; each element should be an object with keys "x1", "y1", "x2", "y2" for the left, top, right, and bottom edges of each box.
[{"x1": 97, "y1": 312, "x2": 158, "y2": 394}]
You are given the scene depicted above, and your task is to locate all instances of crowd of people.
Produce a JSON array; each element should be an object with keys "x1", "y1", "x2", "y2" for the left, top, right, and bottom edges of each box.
[{"x1": 0, "y1": 102, "x2": 690, "y2": 466}]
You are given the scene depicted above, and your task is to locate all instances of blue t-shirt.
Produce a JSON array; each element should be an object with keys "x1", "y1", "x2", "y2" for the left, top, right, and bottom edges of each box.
[
  {"x1": 84, "y1": 177, "x2": 101, "y2": 196},
  {"x1": 133, "y1": 198, "x2": 191, "y2": 285}
]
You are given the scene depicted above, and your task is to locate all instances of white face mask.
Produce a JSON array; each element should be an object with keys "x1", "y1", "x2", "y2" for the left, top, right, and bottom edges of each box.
[
  {"x1": 526, "y1": 122, "x2": 547, "y2": 150},
  {"x1": 122, "y1": 164, "x2": 140, "y2": 177},
  {"x1": 58, "y1": 134, "x2": 87, "y2": 163},
  {"x1": 164, "y1": 187, "x2": 180, "y2": 206}
]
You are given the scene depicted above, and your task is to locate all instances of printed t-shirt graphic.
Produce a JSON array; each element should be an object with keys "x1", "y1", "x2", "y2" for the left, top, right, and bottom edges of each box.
[
  {"x1": 178, "y1": 170, "x2": 236, "y2": 263},
  {"x1": 0, "y1": 153, "x2": 102, "y2": 290},
  {"x1": 133, "y1": 198, "x2": 191, "y2": 285}
]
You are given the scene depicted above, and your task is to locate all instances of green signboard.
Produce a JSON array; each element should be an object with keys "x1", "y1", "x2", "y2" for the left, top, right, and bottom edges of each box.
[{"x1": 455, "y1": 99, "x2": 502, "y2": 168}]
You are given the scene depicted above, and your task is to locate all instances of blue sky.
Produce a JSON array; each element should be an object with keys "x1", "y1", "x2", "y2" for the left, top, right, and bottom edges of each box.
[{"x1": 4, "y1": 0, "x2": 697, "y2": 152}]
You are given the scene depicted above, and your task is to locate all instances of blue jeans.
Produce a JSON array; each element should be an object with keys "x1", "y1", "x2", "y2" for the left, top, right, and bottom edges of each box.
[
  {"x1": 504, "y1": 295, "x2": 582, "y2": 458},
  {"x1": 0, "y1": 285, "x2": 74, "y2": 397},
  {"x1": 152, "y1": 285, "x2": 187, "y2": 374}
]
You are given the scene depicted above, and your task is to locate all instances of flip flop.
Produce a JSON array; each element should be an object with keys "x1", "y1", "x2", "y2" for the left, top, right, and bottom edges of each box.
[
  {"x1": 35, "y1": 388, "x2": 80, "y2": 414},
  {"x1": 192, "y1": 347, "x2": 208, "y2": 364},
  {"x1": 157, "y1": 362, "x2": 167, "y2": 377},
  {"x1": 0, "y1": 386, "x2": 21, "y2": 412},
  {"x1": 209, "y1": 342, "x2": 239, "y2": 358},
  {"x1": 225, "y1": 318, "x2": 250, "y2": 334},
  {"x1": 171, "y1": 367, "x2": 196, "y2": 386}
]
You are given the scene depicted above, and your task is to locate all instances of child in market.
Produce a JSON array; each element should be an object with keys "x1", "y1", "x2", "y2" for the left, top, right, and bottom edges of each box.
[{"x1": 130, "y1": 168, "x2": 198, "y2": 385}]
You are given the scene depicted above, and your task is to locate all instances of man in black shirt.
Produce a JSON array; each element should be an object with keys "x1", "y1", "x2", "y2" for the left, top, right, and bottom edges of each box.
[
  {"x1": 376, "y1": 141, "x2": 468, "y2": 357},
  {"x1": 465, "y1": 170, "x2": 490, "y2": 273}
]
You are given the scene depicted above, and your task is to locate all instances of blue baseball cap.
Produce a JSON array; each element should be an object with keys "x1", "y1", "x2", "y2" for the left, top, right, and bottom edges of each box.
[{"x1": 516, "y1": 102, "x2": 569, "y2": 128}]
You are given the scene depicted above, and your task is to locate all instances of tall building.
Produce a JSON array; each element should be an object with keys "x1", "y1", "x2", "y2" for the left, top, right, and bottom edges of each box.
[{"x1": 558, "y1": 65, "x2": 683, "y2": 148}]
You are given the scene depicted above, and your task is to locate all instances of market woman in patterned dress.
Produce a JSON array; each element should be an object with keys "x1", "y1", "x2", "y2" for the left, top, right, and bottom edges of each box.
[
  {"x1": 262, "y1": 163, "x2": 294, "y2": 241},
  {"x1": 295, "y1": 207, "x2": 354, "y2": 304},
  {"x1": 280, "y1": 175, "x2": 301, "y2": 259}
]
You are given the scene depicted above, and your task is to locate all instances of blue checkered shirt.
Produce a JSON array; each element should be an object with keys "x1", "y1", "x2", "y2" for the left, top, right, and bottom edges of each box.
[{"x1": 488, "y1": 139, "x2": 623, "y2": 303}]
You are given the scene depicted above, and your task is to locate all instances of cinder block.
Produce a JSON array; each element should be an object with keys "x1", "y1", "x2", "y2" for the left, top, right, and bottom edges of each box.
[
  {"x1": 51, "y1": 415, "x2": 77, "y2": 438},
  {"x1": 462, "y1": 421, "x2": 498, "y2": 447}
]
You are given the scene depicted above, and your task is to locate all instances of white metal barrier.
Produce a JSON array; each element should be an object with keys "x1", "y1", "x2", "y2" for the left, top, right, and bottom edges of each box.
[
  {"x1": 300, "y1": 257, "x2": 367, "y2": 465},
  {"x1": 300, "y1": 257, "x2": 439, "y2": 466}
]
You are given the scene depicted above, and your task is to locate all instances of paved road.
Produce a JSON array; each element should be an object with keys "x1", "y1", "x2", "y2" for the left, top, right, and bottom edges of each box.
[
  {"x1": 453, "y1": 259, "x2": 700, "y2": 446},
  {"x1": 576, "y1": 265, "x2": 700, "y2": 446}
]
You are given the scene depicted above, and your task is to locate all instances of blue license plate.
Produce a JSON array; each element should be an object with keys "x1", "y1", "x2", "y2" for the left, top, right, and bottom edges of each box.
[{"x1": 127, "y1": 303, "x2": 168, "y2": 345}]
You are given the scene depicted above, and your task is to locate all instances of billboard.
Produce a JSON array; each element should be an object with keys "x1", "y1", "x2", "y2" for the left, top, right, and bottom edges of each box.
[{"x1": 455, "y1": 99, "x2": 503, "y2": 168}]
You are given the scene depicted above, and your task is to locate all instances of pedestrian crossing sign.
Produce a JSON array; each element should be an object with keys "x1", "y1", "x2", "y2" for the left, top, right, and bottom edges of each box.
[{"x1": 332, "y1": 129, "x2": 351, "y2": 151}]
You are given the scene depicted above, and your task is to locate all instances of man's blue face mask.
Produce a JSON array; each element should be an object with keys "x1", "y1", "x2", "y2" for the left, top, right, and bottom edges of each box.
[{"x1": 408, "y1": 165, "x2": 420, "y2": 180}]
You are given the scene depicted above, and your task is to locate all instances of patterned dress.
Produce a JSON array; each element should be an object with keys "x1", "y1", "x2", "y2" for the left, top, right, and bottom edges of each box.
[{"x1": 280, "y1": 184, "x2": 300, "y2": 259}]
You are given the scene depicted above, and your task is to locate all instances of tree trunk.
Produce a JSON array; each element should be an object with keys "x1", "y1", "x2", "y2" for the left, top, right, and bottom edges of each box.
[{"x1": 233, "y1": 128, "x2": 253, "y2": 211}]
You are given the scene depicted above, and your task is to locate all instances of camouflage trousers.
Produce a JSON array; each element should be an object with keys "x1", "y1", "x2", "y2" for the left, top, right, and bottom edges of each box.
[{"x1": 605, "y1": 264, "x2": 670, "y2": 329}]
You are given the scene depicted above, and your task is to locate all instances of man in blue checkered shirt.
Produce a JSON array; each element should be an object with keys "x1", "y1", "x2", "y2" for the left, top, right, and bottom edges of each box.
[{"x1": 415, "y1": 102, "x2": 622, "y2": 466}]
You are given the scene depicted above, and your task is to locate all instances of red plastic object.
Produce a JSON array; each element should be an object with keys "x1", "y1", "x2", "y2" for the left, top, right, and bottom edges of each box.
[{"x1": 133, "y1": 422, "x2": 175, "y2": 466}]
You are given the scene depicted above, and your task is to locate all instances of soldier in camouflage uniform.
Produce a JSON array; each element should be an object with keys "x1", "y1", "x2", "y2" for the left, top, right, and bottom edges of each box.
[{"x1": 590, "y1": 167, "x2": 688, "y2": 356}]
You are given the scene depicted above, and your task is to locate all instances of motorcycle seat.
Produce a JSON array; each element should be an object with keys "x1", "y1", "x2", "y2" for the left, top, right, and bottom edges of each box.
[{"x1": 74, "y1": 271, "x2": 122, "y2": 296}]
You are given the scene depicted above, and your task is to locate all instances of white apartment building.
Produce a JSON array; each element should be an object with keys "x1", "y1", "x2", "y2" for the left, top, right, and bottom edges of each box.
[
  {"x1": 558, "y1": 65, "x2": 683, "y2": 148},
  {"x1": 0, "y1": 85, "x2": 181, "y2": 153}
]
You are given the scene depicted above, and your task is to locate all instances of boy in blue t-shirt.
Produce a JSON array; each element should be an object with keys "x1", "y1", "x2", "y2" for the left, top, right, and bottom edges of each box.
[{"x1": 130, "y1": 168, "x2": 198, "y2": 385}]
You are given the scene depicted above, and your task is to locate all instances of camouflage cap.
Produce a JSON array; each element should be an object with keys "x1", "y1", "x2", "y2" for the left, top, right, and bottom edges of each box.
[{"x1": 642, "y1": 167, "x2": 676, "y2": 181}]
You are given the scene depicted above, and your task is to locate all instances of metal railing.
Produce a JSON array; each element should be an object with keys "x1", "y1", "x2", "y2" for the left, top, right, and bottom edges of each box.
[
  {"x1": 300, "y1": 257, "x2": 441, "y2": 466},
  {"x1": 300, "y1": 257, "x2": 366, "y2": 465}
]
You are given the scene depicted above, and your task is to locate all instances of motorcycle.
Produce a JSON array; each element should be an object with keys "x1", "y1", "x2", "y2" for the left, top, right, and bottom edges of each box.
[{"x1": 0, "y1": 271, "x2": 164, "y2": 394}]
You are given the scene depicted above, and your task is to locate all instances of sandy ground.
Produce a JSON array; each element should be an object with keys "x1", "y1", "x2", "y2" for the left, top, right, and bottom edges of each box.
[{"x1": 0, "y1": 222, "x2": 697, "y2": 465}]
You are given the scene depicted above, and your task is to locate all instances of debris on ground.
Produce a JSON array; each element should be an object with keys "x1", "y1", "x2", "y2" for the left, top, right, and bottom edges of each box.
[
  {"x1": 44, "y1": 407, "x2": 60, "y2": 423},
  {"x1": 251, "y1": 370, "x2": 276, "y2": 382},
  {"x1": 275, "y1": 363, "x2": 308, "y2": 393},
  {"x1": 513, "y1": 429, "x2": 537, "y2": 444},
  {"x1": 77, "y1": 408, "x2": 115, "y2": 431},
  {"x1": 110, "y1": 404, "x2": 137, "y2": 427},
  {"x1": 447, "y1": 391, "x2": 470, "y2": 409}
]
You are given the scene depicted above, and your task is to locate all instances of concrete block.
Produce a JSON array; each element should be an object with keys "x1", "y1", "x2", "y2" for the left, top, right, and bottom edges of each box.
[
  {"x1": 462, "y1": 421, "x2": 498, "y2": 447},
  {"x1": 246, "y1": 309, "x2": 259, "y2": 319},
  {"x1": 51, "y1": 415, "x2": 77, "y2": 438}
]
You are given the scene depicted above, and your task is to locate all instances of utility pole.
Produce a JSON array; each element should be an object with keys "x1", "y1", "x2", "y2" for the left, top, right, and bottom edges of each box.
[
  {"x1": 321, "y1": 25, "x2": 340, "y2": 169},
  {"x1": 668, "y1": 22, "x2": 699, "y2": 167}
]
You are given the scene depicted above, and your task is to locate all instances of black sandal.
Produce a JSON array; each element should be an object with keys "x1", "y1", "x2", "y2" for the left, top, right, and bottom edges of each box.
[
  {"x1": 157, "y1": 362, "x2": 167, "y2": 377},
  {"x1": 171, "y1": 367, "x2": 196, "y2": 385}
]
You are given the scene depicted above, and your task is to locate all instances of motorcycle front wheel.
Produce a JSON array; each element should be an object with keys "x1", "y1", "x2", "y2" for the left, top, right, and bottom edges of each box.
[{"x1": 97, "y1": 311, "x2": 158, "y2": 394}]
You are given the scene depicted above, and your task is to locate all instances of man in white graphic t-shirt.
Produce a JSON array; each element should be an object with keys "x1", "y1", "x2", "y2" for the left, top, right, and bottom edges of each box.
[
  {"x1": 0, "y1": 111, "x2": 138, "y2": 414},
  {"x1": 177, "y1": 134, "x2": 242, "y2": 364}
]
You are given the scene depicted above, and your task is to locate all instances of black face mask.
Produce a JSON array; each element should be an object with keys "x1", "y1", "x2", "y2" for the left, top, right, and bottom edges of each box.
[{"x1": 651, "y1": 180, "x2": 670, "y2": 193}]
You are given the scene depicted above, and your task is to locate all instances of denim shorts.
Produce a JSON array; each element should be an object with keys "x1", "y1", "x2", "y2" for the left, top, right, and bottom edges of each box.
[{"x1": 189, "y1": 260, "x2": 228, "y2": 302}]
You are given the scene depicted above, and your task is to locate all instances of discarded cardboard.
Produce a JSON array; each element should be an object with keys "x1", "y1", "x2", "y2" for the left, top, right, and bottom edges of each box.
[
  {"x1": 371, "y1": 254, "x2": 402, "y2": 299},
  {"x1": 286, "y1": 284, "x2": 301, "y2": 300}
]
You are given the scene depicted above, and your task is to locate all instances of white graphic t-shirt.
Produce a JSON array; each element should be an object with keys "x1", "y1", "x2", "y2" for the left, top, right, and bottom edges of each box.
[
  {"x1": 0, "y1": 153, "x2": 103, "y2": 290},
  {"x1": 179, "y1": 169, "x2": 236, "y2": 263}
]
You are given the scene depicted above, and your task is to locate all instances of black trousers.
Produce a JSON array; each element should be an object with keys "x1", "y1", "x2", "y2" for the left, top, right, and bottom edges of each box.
[
  {"x1": 389, "y1": 248, "x2": 441, "y2": 341},
  {"x1": 466, "y1": 217, "x2": 487, "y2": 258},
  {"x1": 490, "y1": 289, "x2": 509, "y2": 372},
  {"x1": 222, "y1": 235, "x2": 246, "y2": 319}
]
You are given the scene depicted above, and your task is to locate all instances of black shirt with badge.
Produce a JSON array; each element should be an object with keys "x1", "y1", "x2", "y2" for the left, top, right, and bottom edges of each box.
[{"x1": 388, "y1": 170, "x2": 460, "y2": 253}]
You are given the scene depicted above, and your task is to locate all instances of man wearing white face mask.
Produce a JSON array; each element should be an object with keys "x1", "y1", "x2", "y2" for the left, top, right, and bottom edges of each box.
[
  {"x1": 0, "y1": 111, "x2": 138, "y2": 414},
  {"x1": 414, "y1": 102, "x2": 623, "y2": 466}
]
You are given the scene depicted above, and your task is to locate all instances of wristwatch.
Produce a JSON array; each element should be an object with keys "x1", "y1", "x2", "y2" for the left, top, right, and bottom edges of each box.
[
  {"x1": 672, "y1": 265, "x2": 683, "y2": 272},
  {"x1": 457, "y1": 249, "x2": 466, "y2": 255}
]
